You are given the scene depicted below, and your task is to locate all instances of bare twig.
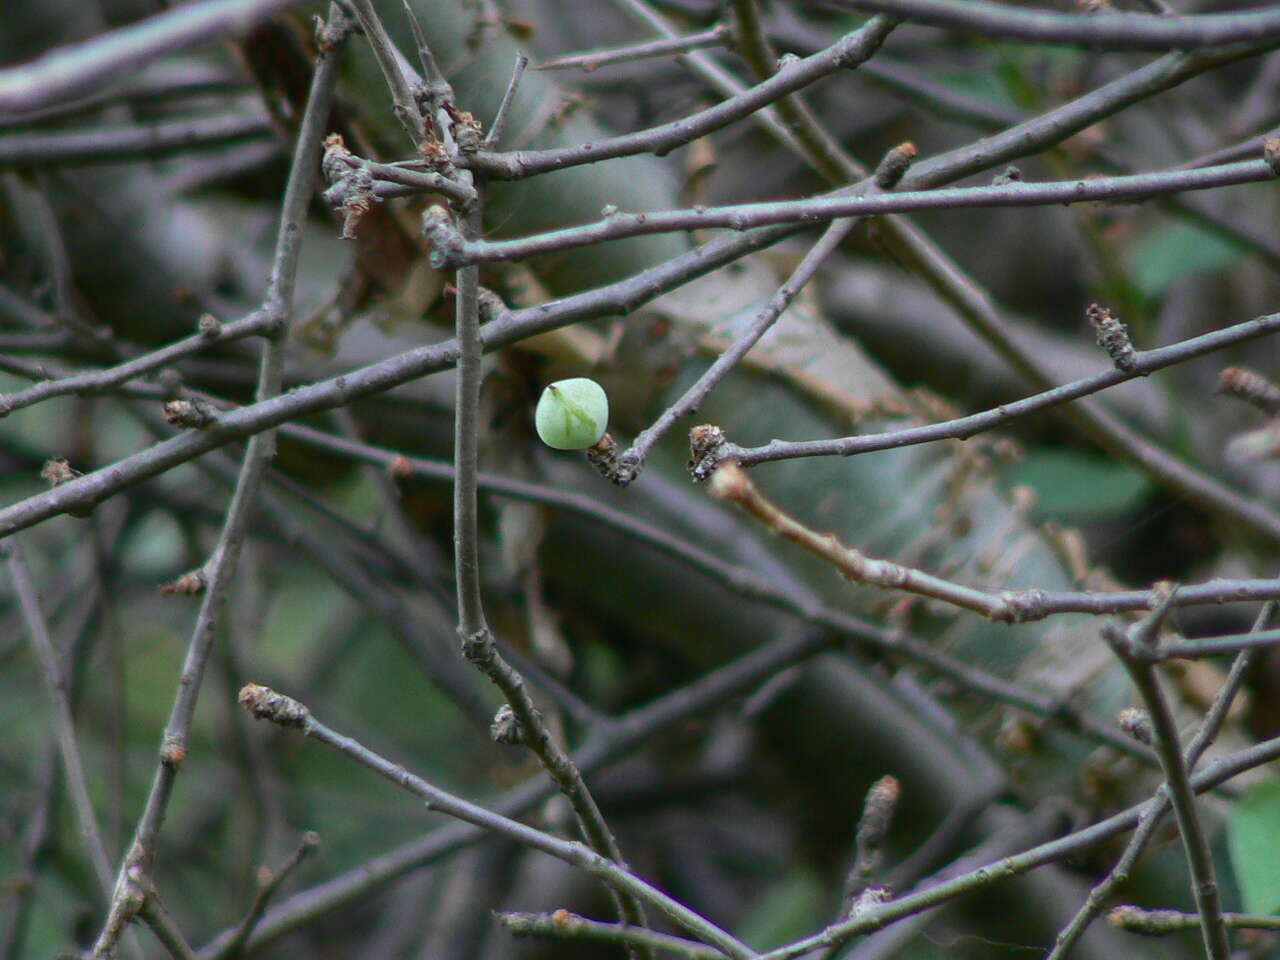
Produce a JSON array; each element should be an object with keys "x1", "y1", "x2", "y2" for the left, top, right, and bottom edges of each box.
[
  {"x1": 482, "y1": 53, "x2": 528, "y2": 150},
  {"x1": 0, "y1": 308, "x2": 273, "y2": 418},
  {"x1": 536, "y1": 26, "x2": 730, "y2": 72},
  {"x1": 1047, "y1": 597, "x2": 1279, "y2": 958},
  {"x1": 137, "y1": 895, "x2": 198, "y2": 960},
  {"x1": 426, "y1": 158, "x2": 1279, "y2": 267},
  {"x1": 460, "y1": 17, "x2": 898, "y2": 180},
  {"x1": 431, "y1": 25, "x2": 653, "y2": 939},
  {"x1": 1152, "y1": 628, "x2": 1280, "y2": 661},
  {"x1": 610, "y1": 214, "x2": 859, "y2": 484},
  {"x1": 0, "y1": 112, "x2": 273, "y2": 167},
  {"x1": 497, "y1": 910, "x2": 723, "y2": 959},
  {"x1": 237, "y1": 684, "x2": 756, "y2": 959},
  {"x1": 706, "y1": 460, "x2": 1280, "y2": 625},
  {"x1": 89, "y1": 8, "x2": 348, "y2": 953},
  {"x1": 700, "y1": 309, "x2": 1280, "y2": 469},
  {"x1": 1110, "y1": 906, "x2": 1280, "y2": 933},
  {"x1": 3, "y1": 540, "x2": 115, "y2": 898},
  {"x1": 0, "y1": 0, "x2": 312, "y2": 114},
  {"x1": 345, "y1": 0, "x2": 427, "y2": 147},
  {"x1": 1102, "y1": 597, "x2": 1230, "y2": 959},
  {"x1": 828, "y1": 0, "x2": 1280, "y2": 50},
  {"x1": 751, "y1": 732, "x2": 1280, "y2": 960},
  {"x1": 219, "y1": 832, "x2": 320, "y2": 958}
]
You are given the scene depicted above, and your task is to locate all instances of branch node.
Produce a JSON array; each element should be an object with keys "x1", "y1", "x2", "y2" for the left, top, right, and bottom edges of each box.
[
  {"x1": 688, "y1": 424, "x2": 728, "y2": 482},
  {"x1": 991, "y1": 165, "x2": 1023, "y2": 186},
  {"x1": 40, "y1": 457, "x2": 80, "y2": 487},
  {"x1": 321, "y1": 133, "x2": 380, "y2": 239},
  {"x1": 196, "y1": 313, "x2": 222, "y2": 339},
  {"x1": 159, "y1": 738, "x2": 187, "y2": 768},
  {"x1": 423, "y1": 204, "x2": 465, "y2": 268},
  {"x1": 586, "y1": 433, "x2": 640, "y2": 485},
  {"x1": 163, "y1": 398, "x2": 217, "y2": 430},
  {"x1": 1087, "y1": 303, "x2": 1138, "y2": 372},
  {"x1": 1117, "y1": 706, "x2": 1154, "y2": 745},
  {"x1": 490, "y1": 703, "x2": 529, "y2": 745},
  {"x1": 992, "y1": 589, "x2": 1049, "y2": 623}
]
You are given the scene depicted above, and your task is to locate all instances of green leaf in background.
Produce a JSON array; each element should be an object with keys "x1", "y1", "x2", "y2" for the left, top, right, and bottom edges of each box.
[
  {"x1": 1228, "y1": 779, "x2": 1280, "y2": 915},
  {"x1": 1002, "y1": 447, "x2": 1152, "y2": 522},
  {"x1": 1126, "y1": 221, "x2": 1247, "y2": 300}
]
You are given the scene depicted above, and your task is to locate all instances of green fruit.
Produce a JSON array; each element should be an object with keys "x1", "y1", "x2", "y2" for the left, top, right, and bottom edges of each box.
[{"x1": 535, "y1": 378, "x2": 609, "y2": 450}]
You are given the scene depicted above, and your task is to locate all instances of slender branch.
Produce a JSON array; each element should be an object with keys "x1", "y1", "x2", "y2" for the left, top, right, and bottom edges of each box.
[
  {"x1": 1110, "y1": 906, "x2": 1280, "y2": 933},
  {"x1": 322, "y1": 153, "x2": 477, "y2": 205},
  {"x1": 429, "y1": 22, "x2": 652, "y2": 939},
  {"x1": 452, "y1": 202, "x2": 487, "y2": 654},
  {"x1": 426, "y1": 158, "x2": 1278, "y2": 268},
  {"x1": 137, "y1": 895, "x2": 198, "y2": 960},
  {"x1": 2, "y1": 540, "x2": 115, "y2": 898},
  {"x1": 345, "y1": 0, "x2": 427, "y2": 147},
  {"x1": 218, "y1": 832, "x2": 320, "y2": 959},
  {"x1": 89, "y1": 8, "x2": 347, "y2": 953},
  {"x1": 207, "y1": 599, "x2": 1280, "y2": 957},
  {"x1": 707, "y1": 461, "x2": 1280, "y2": 625},
  {"x1": 611, "y1": 214, "x2": 861, "y2": 484},
  {"x1": 0, "y1": 62, "x2": 244, "y2": 130},
  {"x1": 0, "y1": 747, "x2": 57, "y2": 960},
  {"x1": 749, "y1": 732, "x2": 1280, "y2": 960},
  {"x1": 537, "y1": 26, "x2": 731, "y2": 72},
  {"x1": 237, "y1": 684, "x2": 757, "y2": 960},
  {"x1": 828, "y1": 0, "x2": 1280, "y2": 50},
  {"x1": 460, "y1": 17, "x2": 898, "y2": 180},
  {"x1": 0, "y1": 112, "x2": 272, "y2": 167},
  {"x1": 603, "y1": 0, "x2": 807, "y2": 153},
  {"x1": 0, "y1": 308, "x2": 274, "y2": 418},
  {"x1": 497, "y1": 910, "x2": 723, "y2": 959},
  {"x1": 1047, "y1": 597, "x2": 1279, "y2": 959},
  {"x1": 1153, "y1": 628, "x2": 1280, "y2": 661},
  {"x1": 0, "y1": 0, "x2": 312, "y2": 114},
  {"x1": 728, "y1": 0, "x2": 856, "y2": 187},
  {"x1": 482, "y1": 53, "x2": 528, "y2": 150},
  {"x1": 199, "y1": 627, "x2": 833, "y2": 957},
  {"x1": 1103, "y1": 607, "x2": 1230, "y2": 959},
  {"x1": 705, "y1": 309, "x2": 1280, "y2": 468}
]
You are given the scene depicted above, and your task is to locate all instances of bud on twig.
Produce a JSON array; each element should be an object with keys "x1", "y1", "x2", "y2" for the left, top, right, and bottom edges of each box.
[
  {"x1": 1117, "y1": 706, "x2": 1153, "y2": 745},
  {"x1": 1087, "y1": 304, "x2": 1137, "y2": 372},
  {"x1": 874, "y1": 142, "x2": 918, "y2": 190},
  {"x1": 239, "y1": 683, "x2": 311, "y2": 729}
]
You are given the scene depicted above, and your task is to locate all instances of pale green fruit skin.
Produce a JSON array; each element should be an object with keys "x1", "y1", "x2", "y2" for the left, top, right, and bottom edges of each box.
[{"x1": 535, "y1": 378, "x2": 609, "y2": 450}]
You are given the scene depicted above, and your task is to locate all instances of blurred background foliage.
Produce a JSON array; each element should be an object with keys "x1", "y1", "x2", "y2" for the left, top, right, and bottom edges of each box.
[{"x1": 2, "y1": 0, "x2": 1280, "y2": 958}]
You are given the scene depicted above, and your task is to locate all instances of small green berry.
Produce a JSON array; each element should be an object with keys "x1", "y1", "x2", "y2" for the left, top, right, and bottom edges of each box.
[{"x1": 535, "y1": 377, "x2": 608, "y2": 450}]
